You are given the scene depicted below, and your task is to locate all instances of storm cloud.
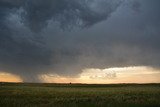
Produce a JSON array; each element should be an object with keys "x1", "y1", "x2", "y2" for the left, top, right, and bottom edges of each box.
[{"x1": 0, "y1": 0, "x2": 160, "y2": 82}]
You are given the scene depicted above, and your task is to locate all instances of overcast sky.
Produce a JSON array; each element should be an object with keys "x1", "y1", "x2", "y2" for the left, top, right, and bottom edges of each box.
[{"x1": 0, "y1": 0, "x2": 160, "y2": 82}]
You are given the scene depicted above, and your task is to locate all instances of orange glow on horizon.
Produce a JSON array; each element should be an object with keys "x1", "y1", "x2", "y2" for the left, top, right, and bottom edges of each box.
[
  {"x1": 0, "y1": 72, "x2": 22, "y2": 82},
  {"x1": 1, "y1": 66, "x2": 160, "y2": 83}
]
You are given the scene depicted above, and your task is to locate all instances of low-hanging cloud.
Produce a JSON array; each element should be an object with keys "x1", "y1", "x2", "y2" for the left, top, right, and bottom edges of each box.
[{"x1": 0, "y1": 0, "x2": 160, "y2": 82}]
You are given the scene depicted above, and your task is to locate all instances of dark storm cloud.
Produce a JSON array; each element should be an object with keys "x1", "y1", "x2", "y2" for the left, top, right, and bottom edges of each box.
[
  {"x1": 0, "y1": 0, "x2": 160, "y2": 82},
  {"x1": 22, "y1": 0, "x2": 123, "y2": 31}
]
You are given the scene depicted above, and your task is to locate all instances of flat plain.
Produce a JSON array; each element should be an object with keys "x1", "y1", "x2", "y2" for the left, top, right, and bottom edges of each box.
[{"x1": 0, "y1": 83, "x2": 160, "y2": 107}]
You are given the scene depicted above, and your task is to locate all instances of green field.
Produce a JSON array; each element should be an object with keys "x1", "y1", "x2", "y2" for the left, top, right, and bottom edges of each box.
[{"x1": 0, "y1": 83, "x2": 160, "y2": 107}]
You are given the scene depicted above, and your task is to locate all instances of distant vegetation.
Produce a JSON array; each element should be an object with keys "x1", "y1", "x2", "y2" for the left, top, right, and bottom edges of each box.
[{"x1": 0, "y1": 83, "x2": 160, "y2": 107}]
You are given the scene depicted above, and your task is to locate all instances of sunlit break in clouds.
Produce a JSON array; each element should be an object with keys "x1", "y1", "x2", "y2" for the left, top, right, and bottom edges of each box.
[
  {"x1": 0, "y1": 0, "x2": 160, "y2": 83},
  {"x1": 42, "y1": 66, "x2": 160, "y2": 83}
]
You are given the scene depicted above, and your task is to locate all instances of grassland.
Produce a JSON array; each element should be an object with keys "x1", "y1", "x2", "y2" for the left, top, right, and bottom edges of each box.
[{"x1": 0, "y1": 83, "x2": 160, "y2": 107}]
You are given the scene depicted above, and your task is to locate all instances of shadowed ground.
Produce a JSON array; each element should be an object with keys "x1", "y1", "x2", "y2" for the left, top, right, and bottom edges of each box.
[{"x1": 0, "y1": 83, "x2": 160, "y2": 107}]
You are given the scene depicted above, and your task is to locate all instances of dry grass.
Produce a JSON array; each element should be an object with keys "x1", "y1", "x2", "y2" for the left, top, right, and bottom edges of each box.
[{"x1": 0, "y1": 83, "x2": 160, "y2": 107}]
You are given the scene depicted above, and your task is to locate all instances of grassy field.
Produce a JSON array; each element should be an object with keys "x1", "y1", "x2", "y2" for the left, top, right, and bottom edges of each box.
[{"x1": 0, "y1": 83, "x2": 160, "y2": 107}]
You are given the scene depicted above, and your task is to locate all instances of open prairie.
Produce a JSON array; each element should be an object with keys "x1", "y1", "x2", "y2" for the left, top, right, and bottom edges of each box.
[{"x1": 0, "y1": 83, "x2": 160, "y2": 107}]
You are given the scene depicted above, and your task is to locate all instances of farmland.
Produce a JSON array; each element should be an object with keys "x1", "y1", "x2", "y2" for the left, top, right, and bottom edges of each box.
[{"x1": 0, "y1": 83, "x2": 160, "y2": 107}]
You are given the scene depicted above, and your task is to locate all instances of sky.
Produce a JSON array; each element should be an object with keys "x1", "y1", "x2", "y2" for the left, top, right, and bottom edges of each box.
[{"x1": 0, "y1": 0, "x2": 160, "y2": 83}]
